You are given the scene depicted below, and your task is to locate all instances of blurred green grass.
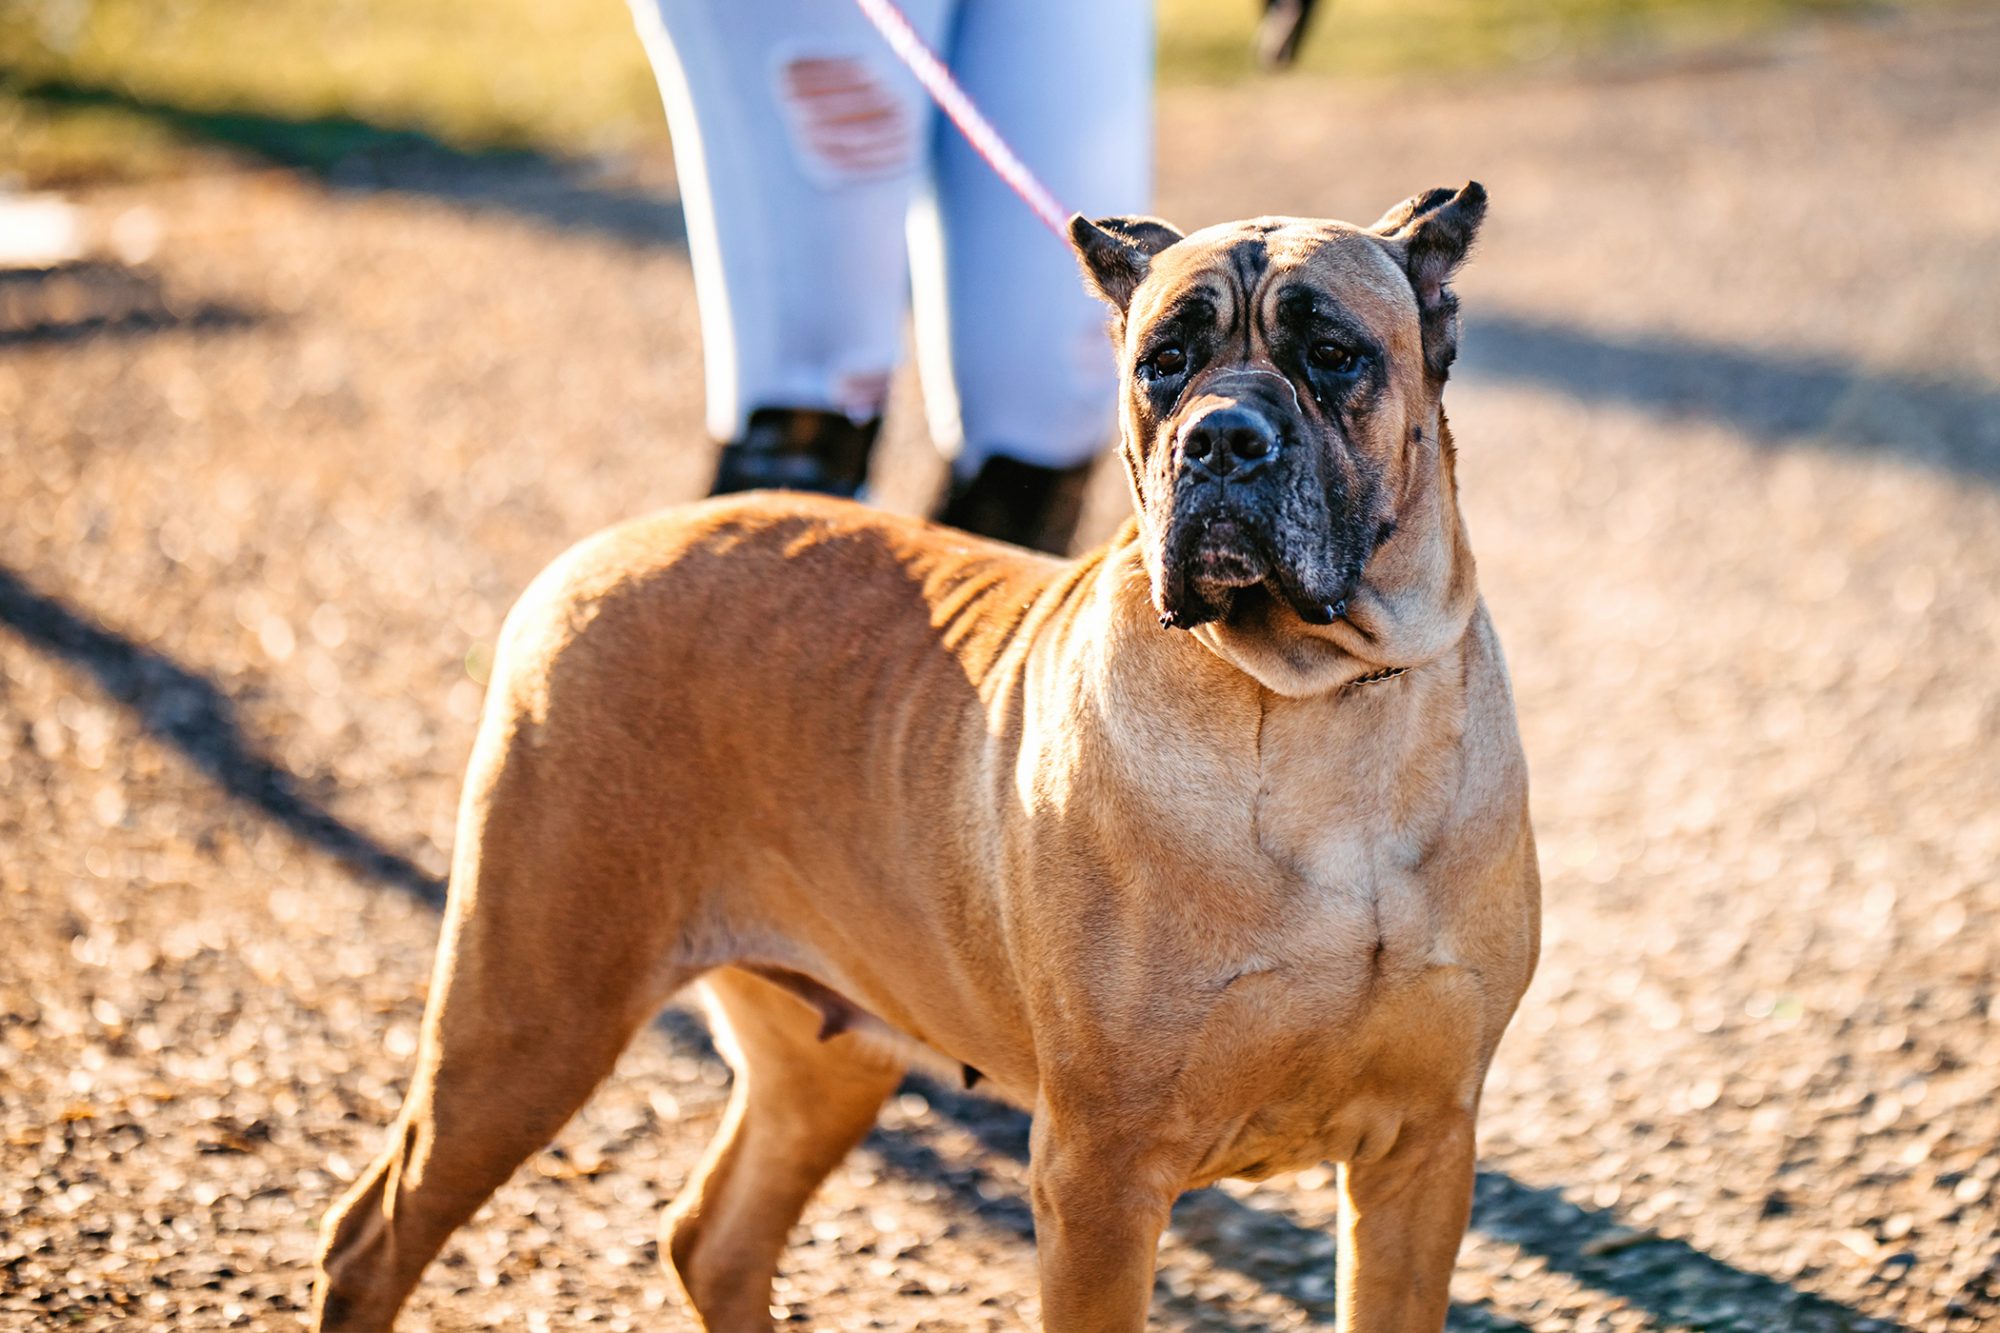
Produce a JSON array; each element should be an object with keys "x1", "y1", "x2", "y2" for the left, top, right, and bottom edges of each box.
[
  {"x1": 0, "y1": 0, "x2": 1961, "y2": 187},
  {"x1": 0, "y1": 0, "x2": 661, "y2": 185}
]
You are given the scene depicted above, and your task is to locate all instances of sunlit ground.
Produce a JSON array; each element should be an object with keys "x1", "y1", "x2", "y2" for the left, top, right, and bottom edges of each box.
[{"x1": 4, "y1": 2, "x2": 1998, "y2": 1330}]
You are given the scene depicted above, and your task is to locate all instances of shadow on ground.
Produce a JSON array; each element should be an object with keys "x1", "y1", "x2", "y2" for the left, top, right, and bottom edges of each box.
[
  {"x1": 0, "y1": 566, "x2": 1912, "y2": 1331},
  {"x1": 1466, "y1": 315, "x2": 2000, "y2": 484},
  {"x1": 886, "y1": 1065, "x2": 1904, "y2": 1331},
  {"x1": 3, "y1": 72, "x2": 686, "y2": 250},
  {"x1": 0, "y1": 565, "x2": 440, "y2": 903},
  {"x1": 0, "y1": 261, "x2": 262, "y2": 346}
]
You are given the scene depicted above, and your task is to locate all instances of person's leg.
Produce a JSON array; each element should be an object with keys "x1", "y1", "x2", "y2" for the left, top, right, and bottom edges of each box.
[
  {"x1": 629, "y1": 0, "x2": 951, "y2": 495},
  {"x1": 912, "y1": 0, "x2": 1155, "y2": 550}
]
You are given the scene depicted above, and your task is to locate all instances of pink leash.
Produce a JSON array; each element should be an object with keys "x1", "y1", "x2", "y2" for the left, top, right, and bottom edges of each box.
[{"x1": 850, "y1": 0, "x2": 1074, "y2": 240}]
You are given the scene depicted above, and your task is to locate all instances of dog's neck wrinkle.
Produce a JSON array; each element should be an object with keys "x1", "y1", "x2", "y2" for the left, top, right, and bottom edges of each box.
[
  {"x1": 1252, "y1": 633, "x2": 1475, "y2": 892},
  {"x1": 1366, "y1": 497, "x2": 1475, "y2": 662},
  {"x1": 899, "y1": 540, "x2": 1099, "y2": 703},
  {"x1": 1310, "y1": 405, "x2": 1478, "y2": 688}
]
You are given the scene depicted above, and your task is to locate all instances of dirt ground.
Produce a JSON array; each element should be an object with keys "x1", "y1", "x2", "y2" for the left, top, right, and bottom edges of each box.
[{"x1": 4, "y1": 8, "x2": 1999, "y2": 1330}]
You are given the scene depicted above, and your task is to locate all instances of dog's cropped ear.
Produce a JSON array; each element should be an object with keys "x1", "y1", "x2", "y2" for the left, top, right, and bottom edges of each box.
[
  {"x1": 1372, "y1": 182, "x2": 1486, "y2": 377},
  {"x1": 1068, "y1": 214, "x2": 1184, "y2": 313}
]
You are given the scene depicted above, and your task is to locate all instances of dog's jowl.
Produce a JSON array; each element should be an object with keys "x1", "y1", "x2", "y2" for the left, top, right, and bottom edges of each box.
[{"x1": 313, "y1": 183, "x2": 1540, "y2": 1333}]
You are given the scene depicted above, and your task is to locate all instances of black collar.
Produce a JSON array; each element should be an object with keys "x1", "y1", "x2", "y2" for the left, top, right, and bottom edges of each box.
[{"x1": 1341, "y1": 665, "x2": 1408, "y2": 690}]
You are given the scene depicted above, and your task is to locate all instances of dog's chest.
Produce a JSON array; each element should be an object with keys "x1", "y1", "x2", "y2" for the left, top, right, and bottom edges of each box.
[
  {"x1": 1170, "y1": 696, "x2": 1481, "y2": 1180},
  {"x1": 1177, "y1": 881, "x2": 1487, "y2": 1186},
  {"x1": 1249, "y1": 694, "x2": 1460, "y2": 950}
]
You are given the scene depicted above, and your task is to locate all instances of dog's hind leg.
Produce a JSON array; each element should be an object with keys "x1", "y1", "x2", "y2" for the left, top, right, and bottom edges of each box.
[
  {"x1": 311, "y1": 725, "x2": 690, "y2": 1331},
  {"x1": 665, "y1": 966, "x2": 905, "y2": 1332}
]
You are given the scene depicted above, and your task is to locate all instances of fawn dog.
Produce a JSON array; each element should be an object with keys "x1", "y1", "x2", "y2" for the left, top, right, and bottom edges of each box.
[{"x1": 314, "y1": 183, "x2": 1539, "y2": 1332}]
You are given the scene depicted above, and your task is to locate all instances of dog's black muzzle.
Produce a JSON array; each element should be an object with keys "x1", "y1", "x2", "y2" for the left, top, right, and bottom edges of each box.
[
  {"x1": 1156, "y1": 399, "x2": 1297, "y2": 628},
  {"x1": 1152, "y1": 391, "x2": 1365, "y2": 632}
]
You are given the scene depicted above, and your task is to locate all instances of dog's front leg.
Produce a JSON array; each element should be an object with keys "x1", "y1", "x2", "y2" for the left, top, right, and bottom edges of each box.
[
  {"x1": 1027, "y1": 1109, "x2": 1178, "y2": 1332},
  {"x1": 1334, "y1": 1113, "x2": 1477, "y2": 1333}
]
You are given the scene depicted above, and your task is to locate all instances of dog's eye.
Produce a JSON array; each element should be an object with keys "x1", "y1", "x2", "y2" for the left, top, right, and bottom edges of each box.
[
  {"x1": 1308, "y1": 342, "x2": 1361, "y2": 374},
  {"x1": 1145, "y1": 346, "x2": 1187, "y2": 379}
]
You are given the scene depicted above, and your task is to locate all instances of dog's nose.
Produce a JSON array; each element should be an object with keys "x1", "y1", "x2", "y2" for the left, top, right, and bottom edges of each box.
[{"x1": 1181, "y1": 407, "x2": 1278, "y2": 481}]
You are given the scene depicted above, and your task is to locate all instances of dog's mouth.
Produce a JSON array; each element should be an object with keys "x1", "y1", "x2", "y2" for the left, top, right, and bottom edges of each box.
[
  {"x1": 1159, "y1": 507, "x2": 1317, "y2": 629},
  {"x1": 1189, "y1": 517, "x2": 1270, "y2": 591},
  {"x1": 1156, "y1": 491, "x2": 1361, "y2": 632}
]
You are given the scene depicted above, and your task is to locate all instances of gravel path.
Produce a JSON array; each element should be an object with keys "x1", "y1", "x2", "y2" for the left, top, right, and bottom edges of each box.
[{"x1": 4, "y1": 9, "x2": 1998, "y2": 1330}]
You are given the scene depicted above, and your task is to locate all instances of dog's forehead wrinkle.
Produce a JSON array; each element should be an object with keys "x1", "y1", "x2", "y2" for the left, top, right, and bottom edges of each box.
[
  {"x1": 1127, "y1": 276, "x2": 1226, "y2": 343},
  {"x1": 1271, "y1": 274, "x2": 1418, "y2": 364},
  {"x1": 1272, "y1": 287, "x2": 1388, "y2": 354},
  {"x1": 1161, "y1": 221, "x2": 1410, "y2": 324},
  {"x1": 1276, "y1": 244, "x2": 1410, "y2": 309}
]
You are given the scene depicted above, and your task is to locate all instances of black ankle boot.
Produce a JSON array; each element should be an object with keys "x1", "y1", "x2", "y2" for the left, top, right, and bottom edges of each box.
[
  {"x1": 710, "y1": 408, "x2": 881, "y2": 498},
  {"x1": 935, "y1": 455, "x2": 1093, "y2": 555}
]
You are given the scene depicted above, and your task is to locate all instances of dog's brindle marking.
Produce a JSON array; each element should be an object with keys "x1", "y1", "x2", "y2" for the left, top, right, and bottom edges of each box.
[{"x1": 312, "y1": 184, "x2": 1538, "y2": 1333}]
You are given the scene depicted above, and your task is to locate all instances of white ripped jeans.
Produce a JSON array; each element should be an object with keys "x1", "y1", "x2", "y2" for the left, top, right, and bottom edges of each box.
[{"x1": 628, "y1": 0, "x2": 1154, "y2": 471}]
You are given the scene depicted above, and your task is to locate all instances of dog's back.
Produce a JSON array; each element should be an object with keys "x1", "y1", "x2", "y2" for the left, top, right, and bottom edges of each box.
[{"x1": 476, "y1": 492, "x2": 1078, "y2": 1020}]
